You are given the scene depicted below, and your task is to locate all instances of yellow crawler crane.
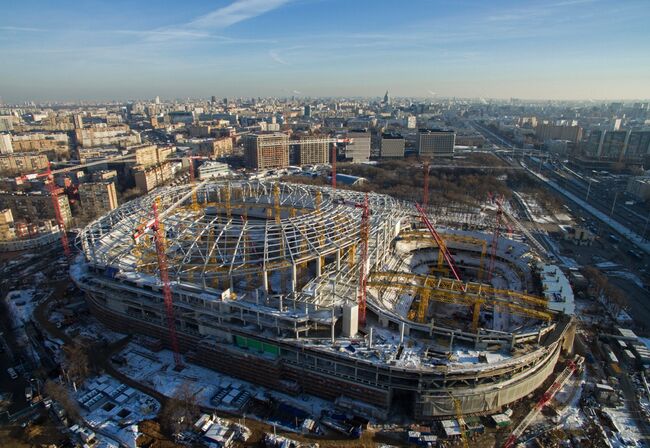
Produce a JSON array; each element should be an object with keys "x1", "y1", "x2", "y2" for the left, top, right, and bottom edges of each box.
[
  {"x1": 448, "y1": 392, "x2": 469, "y2": 448},
  {"x1": 367, "y1": 271, "x2": 553, "y2": 331}
]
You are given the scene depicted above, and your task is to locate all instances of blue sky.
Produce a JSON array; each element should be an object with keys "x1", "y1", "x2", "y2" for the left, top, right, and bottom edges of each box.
[{"x1": 1, "y1": 0, "x2": 649, "y2": 102}]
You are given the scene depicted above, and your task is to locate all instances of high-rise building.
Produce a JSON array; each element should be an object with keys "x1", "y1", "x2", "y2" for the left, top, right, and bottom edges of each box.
[
  {"x1": 0, "y1": 133, "x2": 13, "y2": 154},
  {"x1": 383, "y1": 90, "x2": 391, "y2": 106},
  {"x1": 346, "y1": 130, "x2": 371, "y2": 163},
  {"x1": 304, "y1": 105, "x2": 312, "y2": 118},
  {"x1": 155, "y1": 96, "x2": 160, "y2": 105},
  {"x1": 406, "y1": 116, "x2": 417, "y2": 129},
  {"x1": 583, "y1": 130, "x2": 649, "y2": 162},
  {"x1": 380, "y1": 133, "x2": 405, "y2": 158},
  {"x1": 297, "y1": 136, "x2": 329, "y2": 165},
  {"x1": 79, "y1": 181, "x2": 118, "y2": 216},
  {"x1": 75, "y1": 125, "x2": 141, "y2": 148},
  {"x1": 417, "y1": 129, "x2": 455, "y2": 157},
  {"x1": 11, "y1": 132, "x2": 70, "y2": 159},
  {"x1": 244, "y1": 132, "x2": 289, "y2": 170}
]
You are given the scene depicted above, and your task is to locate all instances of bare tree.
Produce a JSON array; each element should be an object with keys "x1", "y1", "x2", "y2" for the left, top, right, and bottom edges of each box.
[
  {"x1": 62, "y1": 342, "x2": 91, "y2": 385},
  {"x1": 159, "y1": 382, "x2": 200, "y2": 435},
  {"x1": 44, "y1": 380, "x2": 81, "y2": 422}
]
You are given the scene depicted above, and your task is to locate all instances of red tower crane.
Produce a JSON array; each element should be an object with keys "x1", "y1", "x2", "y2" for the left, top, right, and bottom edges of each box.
[
  {"x1": 415, "y1": 203, "x2": 462, "y2": 281},
  {"x1": 331, "y1": 143, "x2": 337, "y2": 190},
  {"x1": 422, "y1": 160, "x2": 430, "y2": 206},
  {"x1": 152, "y1": 200, "x2": 183, "y2": 369},
  {"x1": 356, "y1": 193, "x2": 370, "y2": 326},
  {"x1": 15, "y1": 163, "x2": 71, "y2": 258}
]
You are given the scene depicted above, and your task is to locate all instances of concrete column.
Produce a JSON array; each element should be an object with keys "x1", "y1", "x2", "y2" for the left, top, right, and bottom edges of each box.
[
  {"x1": 336, "y1": 250, "x2": 341, "y2": 270},
  {"x1": 291, "y1": 264, "x2": 297, "y2": 292},
  {"x1": 368, "y1": 327, "x2": 373, "y2": 348},
  {"x1": 510, "y1": 332, "x2": 517, "y2": 350},
  {"x1": 331, "y1": 308, "x2": 335, "y2": 345},
  {"x1": 449, "y1": 332, "x2": 455, "y2": 351},
  {"x1": 400, "y1": 322, "x2": 405, "y2": 344},
  {"x1": 279, "y1": 295, "x2": 283, "y2": 312},
  {"x1": 316, "y1": 257, "x2": 322, "y2": 277},
  {"x1": 263, "y1": 270, "x2": 269, "y2": 293}
]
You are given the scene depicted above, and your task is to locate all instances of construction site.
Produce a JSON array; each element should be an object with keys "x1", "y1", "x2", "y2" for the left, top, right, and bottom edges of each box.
[{"x1": 71, "y1": 176, "x2": 577, "y2": 425}]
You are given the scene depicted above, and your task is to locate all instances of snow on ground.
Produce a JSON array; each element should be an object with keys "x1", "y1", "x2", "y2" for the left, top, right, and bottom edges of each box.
[
  {"x1": 607, "y1": 271, "x2": 645, "y2": 289},
  {"x1": 115, "y1": 342, "x2": 332, "y2": 417},
  {"x1": 77, "y1": 374, "x2": 160, "y2": 448},
  {"x1": 603, "y1": 404, "x2": 645, "y2": 447},
  {"x1": 4, "y1": 289, "x2": 38, "y2": 326}
]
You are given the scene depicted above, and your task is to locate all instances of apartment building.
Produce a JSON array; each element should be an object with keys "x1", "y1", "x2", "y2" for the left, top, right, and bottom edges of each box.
[
  {"x1": 75, "y1": 124, "x2": 141, "y2": 148},
  {"x1": 0, "y1": 153, "x2": 49, "y2": 176},
  {"x1": 244, "y1": 133, "x2": 289, "y2": 170},
  {"x1": 79, "y1": 181, "x2": 119, "y2": 216},
  {"x1": 11, "y1": 132, "x2": 71, "y2": 159},
  {"x1": 134, "y1": 162, "x2": 173, "y2": 193},
  {"x1": 297, "y1": 136, "x2": 330, "y2": 165},
  {"x1": 0, "y1": 190, "x2": 72, "y2": 226}
]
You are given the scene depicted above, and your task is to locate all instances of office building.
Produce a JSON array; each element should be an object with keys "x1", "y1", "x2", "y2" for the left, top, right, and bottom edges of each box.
[
  {"x1": 406, "y1": 116, "x2": 417, "y2": 129},
  {"x1": 168, "y1": 111, "x2": 194, "y2": 125},
  {"x1": 304, "y1": 105, "x2": 312, "y2": 118},
  {"x1": 0, "y1": 133, "x2": 13, "y2": 154},
  {"x1": 535, "y1": 124, "x2": 583, "y2": 144},
  {"x1": 297, "y1": 136, "x2": 329, "y2": 165},
  {"x1": 346, "y1": 130, "x2": 371, "y2": 163},
  {"x1": 627, "y1": 177, "x2": 650, "y2": 201},
  {"x1": 79, "y1": 182, "x2": 119, "y2": 216},
  {"x1": 417, "y1": 129, "x2": 455, "y2": 157},
  {"x1": 244, "y1": 133, "x2": 289, "y2": 170},
  {"x1": 380, "y1": 133, "x2": 405, "y2": 158},
  {"x1": 0, "y1": 153, "x2": 49, "y2": 176}
]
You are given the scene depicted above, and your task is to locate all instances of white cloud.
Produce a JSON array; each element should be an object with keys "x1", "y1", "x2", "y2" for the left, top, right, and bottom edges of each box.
[
  {"x1": 269, "y1": 49, "x2": 290, "y2": 65},
  {"x1": 188, "y1": 0, "x2": 293, "y2": 30}
]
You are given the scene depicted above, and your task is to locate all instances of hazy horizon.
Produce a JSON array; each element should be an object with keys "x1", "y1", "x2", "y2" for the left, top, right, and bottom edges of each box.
[{"x1": 2, "y1": 0, "x2": 649, "y2": 103}]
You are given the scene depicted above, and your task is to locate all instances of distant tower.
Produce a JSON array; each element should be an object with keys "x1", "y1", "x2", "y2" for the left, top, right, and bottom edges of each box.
[
  {"x1": 304, "y1": 104, "x2": 312, "y2": 118},
  {"x1": 211, "y1": 95, "x2": 217, "y2": 104},
  {"x1": 154, "y1": 96, "x2": 160, "y2": 105},
  {"x1": 383, "y1": 90, "x2": 391, "y2": 106}
]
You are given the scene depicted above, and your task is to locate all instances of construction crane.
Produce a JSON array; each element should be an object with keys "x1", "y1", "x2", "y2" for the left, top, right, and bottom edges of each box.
[
  {"x1": 398, "y1": 230, "x2": 488, "y2": 281},
  {"x1": 415, "y1": 203, "x2": 461, "y2": 281},
  {"x1": 503, "y1": 355, "x2": 584, "y2": 448},
  {"x1": 357, "y1": 193, "x2": 370, "y2": 326},
  {"x1": 133, "y1": 199, "x2": 183, "y2": 370},
  {"x1": 422, "y1": 159, "x2": 430, "y2": 206},
  {"x1": 257, "y1": 136, "x2": 351, "y2": 190},
  {"x1": 331, "y1": 143, "x2": 337, "y2": 190},
  {"x1": 15, "y1": 163, "x2": 71, "y2": 258},
  {"x1": 186, "y1": 151, "x2": 209, "y2": 211},
  {"x1": 449, "y1": 392, "x2": 469, "y2": 448},
  {"x1": 487, "y1": 193, "x2": 504, "y2": 282},
  {"x1": 367, "y1": 271, "x2": 552, "y2": 330}
]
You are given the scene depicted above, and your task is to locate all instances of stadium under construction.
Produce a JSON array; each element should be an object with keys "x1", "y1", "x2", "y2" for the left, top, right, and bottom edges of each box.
[{"x1": 72, "y1": 180, "x2": 576, "y2": 420}]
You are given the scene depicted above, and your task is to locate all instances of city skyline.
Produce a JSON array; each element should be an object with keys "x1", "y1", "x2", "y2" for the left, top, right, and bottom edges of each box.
[{"x1": 1, "y1": 0, "x2": 650, "y2": 102}]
